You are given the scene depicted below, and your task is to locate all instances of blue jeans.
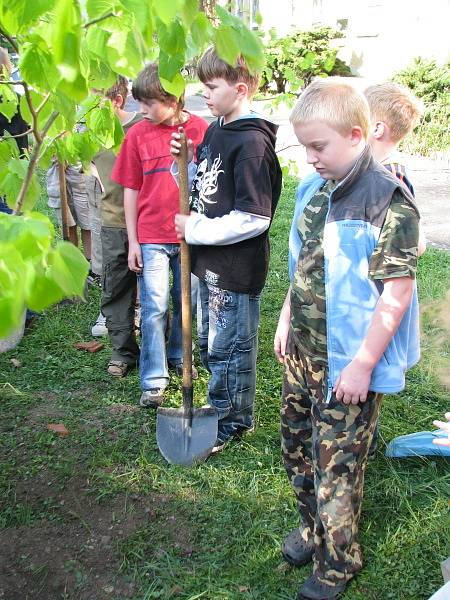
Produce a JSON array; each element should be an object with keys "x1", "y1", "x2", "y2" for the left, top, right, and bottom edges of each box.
[
  {"x1": 139, "y1": 244, "x2": 182, "y2": 390},
  {"x1": 197, "y1": 280, "x2": 260, "y2": 442}
]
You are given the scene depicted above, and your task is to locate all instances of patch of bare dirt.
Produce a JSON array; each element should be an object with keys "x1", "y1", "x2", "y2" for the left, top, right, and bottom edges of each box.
[
  {"x1": 0, "y1": 470, "x2": 196, "y2": 600},
  {"x1": 107, "y1": 404, "x2": 139, "y2": 417},
  {"x1": 25, "y1": 394, "x2": 66, "y2": 427}
]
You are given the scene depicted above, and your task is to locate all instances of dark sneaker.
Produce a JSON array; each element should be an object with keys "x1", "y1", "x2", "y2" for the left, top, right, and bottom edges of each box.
[
  {"x1": 298, "y1": 574, "x2": 347, "y2": 600},
  {"x1": 169, "y1": 362, "x2": 199, "y2": 380},
  {"x1": 139, "y1": 389, "x2": 165, "y2": 408},
  {"x1": 282, "y1": 528, "x2": 314, "y2": 567},
  {"x1": 210, "y1": 434, "x2": 230, "y2": 454}
]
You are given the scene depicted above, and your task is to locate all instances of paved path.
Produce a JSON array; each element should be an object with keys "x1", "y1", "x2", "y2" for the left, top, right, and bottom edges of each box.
[{"x1": 186, "y1": 91, "x2": 449, "y2": 250}]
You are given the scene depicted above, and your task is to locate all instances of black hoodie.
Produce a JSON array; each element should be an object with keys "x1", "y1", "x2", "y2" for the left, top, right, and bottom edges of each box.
[{"x1": 189, "y1": 116, "x2": 282, "y2": 294}]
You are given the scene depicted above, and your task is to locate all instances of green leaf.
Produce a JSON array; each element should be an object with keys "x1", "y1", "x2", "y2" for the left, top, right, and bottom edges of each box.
[
  {"x1": 214, "y1": 26, "x2": 240, "y2": 68},
  {"x1": 0, "y1": 241, "x2": 28, "y2": 336},
  {"x1": 0, "y1": 84, "x2": 18, "y2": 121},
  {"x1": 87, "y1": 59, "x2": 117, "y2": 91},
  {"x1": 85, "y1": 26, "x2": 110, "y2": 59},
  {"x1": 57, "y1": 70, "x2": 88, "y2": 103},
  {"x1": 112, "y1": 114, "x2": 124, "y2": 150},
  {"x1": 215, "y1": 5, "x2": 235, "y2": 27},
  {"x1": 152, "y1": 0, "x2": 180, "y2": 25},
  {"x1": 159, "y1": 73, "x2": 185, "y2": 99},
  {"x1": 9, "y1": 0, "x2": 55, "y2": 29},
  {"x1": 86, "y1": 104, "x2": 116, "y2": 147},
  {"x1": 52, "y1": 91, "x2": 77, "y2": 126},
  {"x1": 19, "y1": 40, "x2": 61, "y2": 91},
  {"x1": 52, "y1": 0, "x2": 88, "y2": 101},
  {"x1": 0, "y1": 158, "x2": 40, "y2": 212},
  {"x1": 1, "y1": 212, "x2": 53, "y2": 259},
  {"x1": 181, "y1": 0, "x2": 198, "y2": 27},
  {"x1": 49, "y1": 241, "x2": 90, "y2": 296},
  {"x1": 86, "y1": 0, "x2": 115, "y2": 19},
  {"x1": 191, "y1": 13, "x2": 213, "y2": 50},
  {"x1": 20, "y1": 91, "x2": 54, "y2": 131},
  {"x1": 0, "y1": 135, "x2": 20, "y2": 167},
  {"x1": 238, "y1": 28, "x2": 265, "y2": 74},
  {"x1": 119, "y1": 0, "x2": 149, "y2": 31}
]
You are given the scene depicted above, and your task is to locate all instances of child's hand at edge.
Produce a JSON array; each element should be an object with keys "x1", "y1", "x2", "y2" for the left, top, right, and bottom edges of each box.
[
  {"x1": 174, "y1": 213, "x2": 190, "y2": 240},
  {"x1": 128, "y1": 241, "x2": 143, "y2": 272},
  {"x1": 170, "y1": 127, "x2": 194, "y2": 163},
  {"x1": 432, "y1": 412, "x2": 450, "y2": 447},
  {"x1": 333, "y1": 359, "x2": 372, "y2": 405}
]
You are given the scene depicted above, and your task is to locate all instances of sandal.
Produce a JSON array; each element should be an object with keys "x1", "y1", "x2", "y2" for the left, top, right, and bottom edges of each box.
[{"x1": 107, "y1": 360, "x2": 129, "y2": 378}]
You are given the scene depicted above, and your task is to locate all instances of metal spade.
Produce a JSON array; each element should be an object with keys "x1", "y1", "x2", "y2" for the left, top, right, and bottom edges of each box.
[{"x1": 156, "y1": 133, "x2": 218, "y2": 467}]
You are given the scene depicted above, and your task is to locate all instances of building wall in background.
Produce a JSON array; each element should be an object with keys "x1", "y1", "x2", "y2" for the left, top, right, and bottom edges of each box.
[{"x1": 224, "y1": 0, "x2": 449, "y2": 80}]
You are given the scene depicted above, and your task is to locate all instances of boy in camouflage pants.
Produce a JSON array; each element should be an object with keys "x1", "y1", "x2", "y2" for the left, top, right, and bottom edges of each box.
[{"x1": 274, "y1": 78, "x2": 420, "y2": 600}]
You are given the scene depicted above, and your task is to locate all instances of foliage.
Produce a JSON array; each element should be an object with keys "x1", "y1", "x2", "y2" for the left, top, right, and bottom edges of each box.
[
  {"x1": 259, "y1": 26, "x2": 352, "y2": 96},
  {"x1": 0, "y1": 180, "x2": 449, "y2": 598},
  {"x1": 0, "y1": 0, "x2": 264, "y2": 337},
  {"x1": 392, "y1": 57, "x2": 450, "y2": 156}
]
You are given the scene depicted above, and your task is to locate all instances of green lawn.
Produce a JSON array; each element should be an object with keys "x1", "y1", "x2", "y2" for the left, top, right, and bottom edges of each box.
[{"x1": 0, "y1": 178, "x2": 449, "y2": 600}]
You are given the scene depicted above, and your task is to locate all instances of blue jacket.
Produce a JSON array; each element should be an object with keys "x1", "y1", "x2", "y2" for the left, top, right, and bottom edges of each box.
[{"x1": 288, "y1": 147, "x2": 420, "y2": 399}]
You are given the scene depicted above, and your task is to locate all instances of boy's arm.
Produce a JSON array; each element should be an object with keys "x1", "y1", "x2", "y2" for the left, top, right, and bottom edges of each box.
[
  {"x1": 274, "y1": 288, "x2": 291, "y2": 363},
  {"x1": 333, "y1": 276, "x2": 414, "y2": 404},
  {"x1": 124, "y1": 188, "x2": 142, "y2": 272},
  {"x1": 175, "y1": 210, "x2": 270, "y2": 244}
]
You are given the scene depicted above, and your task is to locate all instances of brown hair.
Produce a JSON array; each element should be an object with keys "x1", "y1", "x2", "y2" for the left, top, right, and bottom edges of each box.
[
  {"x1": 132, "y1": 63, "x2": 184, "y2": 110},
  {"x1": 364, "y1": 83, "x2": 423, "y2": 142},
  {"x1": 290, "y1": 77, "x2": 370, "y2": 139},
  {"x1": 105, "y1": 76, "x2": 129, "y2": 107},
  {"x1": 197, "y1": 47, "x2": 260, "y2": 97}
]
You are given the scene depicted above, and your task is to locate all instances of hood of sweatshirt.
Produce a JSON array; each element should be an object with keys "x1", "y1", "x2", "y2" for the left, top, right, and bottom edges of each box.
[{"x1": 213, "y1": 115, "x2": 279, "y2": 148}]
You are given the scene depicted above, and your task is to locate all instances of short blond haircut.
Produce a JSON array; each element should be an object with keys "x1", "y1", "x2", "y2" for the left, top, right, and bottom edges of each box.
[
  {"x1": 364, "y1": 83, "x2": 423, "y2": 142},
  {"x1": 198, "y1": 47, "x2": 260, "y2": 97},
  {"x1": 290, "y1": 77, "x2": 370, "y2": 139}
]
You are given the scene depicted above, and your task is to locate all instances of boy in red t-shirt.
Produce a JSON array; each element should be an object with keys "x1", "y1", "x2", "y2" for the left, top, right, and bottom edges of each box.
[{"x1": 112, "y1": 64, "x2": 208, "y2": 407}]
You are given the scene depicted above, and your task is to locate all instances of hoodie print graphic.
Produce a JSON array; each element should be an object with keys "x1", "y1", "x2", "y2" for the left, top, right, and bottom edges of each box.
[{"x1": 191, "y1": 145, "x2": 224, "y2": 214}]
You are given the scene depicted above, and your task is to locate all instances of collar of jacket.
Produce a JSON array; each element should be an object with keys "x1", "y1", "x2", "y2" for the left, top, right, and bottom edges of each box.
[{"x1": 332, "y1": 145, "x2": 373, "y2": 201}]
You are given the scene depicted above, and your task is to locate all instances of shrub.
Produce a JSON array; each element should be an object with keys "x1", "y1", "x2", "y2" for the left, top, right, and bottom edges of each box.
[
  {"x1": 392, "y1": 58, "x2": 450, "y2": 155},
  {"x1": 259, "y1": 26, "x2": 352, "y2": 95}
]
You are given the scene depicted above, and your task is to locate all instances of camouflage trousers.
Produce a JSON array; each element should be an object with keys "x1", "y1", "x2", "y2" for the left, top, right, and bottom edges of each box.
[{"x1": 281, "y1": 337, "x2": 382, "y2": 587}]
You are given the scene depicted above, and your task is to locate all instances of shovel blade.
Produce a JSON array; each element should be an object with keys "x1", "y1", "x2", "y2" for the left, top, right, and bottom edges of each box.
[{"x1": 156, "y1": 406, "x2": 218, "y2": 467}]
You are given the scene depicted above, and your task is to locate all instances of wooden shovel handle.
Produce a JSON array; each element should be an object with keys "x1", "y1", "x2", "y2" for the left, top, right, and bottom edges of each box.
[
  {"x1": 57, "y1": 161, "x2": 70, "y2": 242},
  {"x1": 178, "y1": 134, "x2": 193, "y2": 396}
]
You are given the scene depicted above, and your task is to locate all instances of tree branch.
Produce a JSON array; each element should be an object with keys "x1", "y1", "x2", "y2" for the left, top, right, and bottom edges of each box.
[
  {"x1": 0, "y1": 128, "x2": 33, "y2": 138},
  {"x1": 13, "y1": 111, "x2": 59, "y2": 215},
  {"x1": 36, "y1": 93, "x2": 51, "y2": 115},
  {"x1": 84, "y1": 11, "x2": 116, "y2": 28},
  {"x1": 0, "y1": 27, "x2": 19, "y2": 54},
  {"x1": 276, "y1": 143, "x2": 301, "y2": 153}
]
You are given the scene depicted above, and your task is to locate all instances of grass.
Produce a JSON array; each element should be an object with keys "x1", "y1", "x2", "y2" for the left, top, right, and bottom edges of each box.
[{"x1": 0, "y1": 177, "x2": 449, "y2": 599}]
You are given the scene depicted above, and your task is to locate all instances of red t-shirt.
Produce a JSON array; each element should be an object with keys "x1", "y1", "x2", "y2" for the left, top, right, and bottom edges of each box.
[{"x1": 111, "y1": 113, "x2": 208, "y2": 243}]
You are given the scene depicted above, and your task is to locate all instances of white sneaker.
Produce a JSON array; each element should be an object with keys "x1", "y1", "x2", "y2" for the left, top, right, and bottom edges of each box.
[{"x1": 91, "y1": 313, "x2": 108, "y2": 337}]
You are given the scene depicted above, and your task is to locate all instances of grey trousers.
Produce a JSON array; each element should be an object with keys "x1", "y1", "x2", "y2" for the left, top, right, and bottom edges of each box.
[
  {"x1": 101, "y1": 227, "x2": 139, "y2": 365},
  {"x1": 85, "y1": 174, "x2": 103, "y2": 275}
]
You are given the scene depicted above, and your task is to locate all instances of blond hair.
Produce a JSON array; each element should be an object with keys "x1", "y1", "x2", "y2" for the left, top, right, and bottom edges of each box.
[
  {"x1": 197, "y1": 47, "x2": 260, "y2": 97},
  {"x1": 364, "y1": 82, "x2": 423, "y2": 142},
  {"x1": 290, "y1": 77, "x2": 370, "y2": 139}
]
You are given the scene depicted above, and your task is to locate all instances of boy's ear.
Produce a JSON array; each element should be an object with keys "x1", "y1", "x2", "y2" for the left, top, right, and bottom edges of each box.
[
  {"x1": 112, "y1": 94, "x2": 125, "y2": 110},
  {"x1": 236, "y1": 82, "x2": 249, "y2": 99},
  {"x1": 350, "y1": 125, "x2": 364, "y2": 146},
  {"x1": 372, "y1": 121, "x2": 385, "y2": 140}
]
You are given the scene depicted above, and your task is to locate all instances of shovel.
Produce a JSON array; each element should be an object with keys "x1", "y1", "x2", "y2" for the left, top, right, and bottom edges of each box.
[{"x1": 156, "y1": 133, "x2": 218, "y2": 467}]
